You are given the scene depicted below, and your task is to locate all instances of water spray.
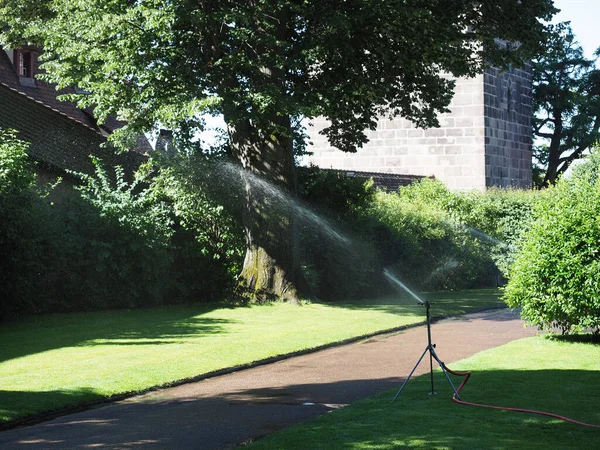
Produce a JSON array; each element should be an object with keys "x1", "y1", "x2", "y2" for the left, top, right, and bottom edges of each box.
[
  {"x1": 384, "y1": 270, "x2": 600, "y2": 427},
  {"x1": 383, "y1": 269, "x2": 460, "y2": 400}
]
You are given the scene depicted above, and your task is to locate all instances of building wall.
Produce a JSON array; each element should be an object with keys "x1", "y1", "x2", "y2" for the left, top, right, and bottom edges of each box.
[
  {"x1": 308, "y1": 67, "x2": 533, "y2": 191},
  {"x1": 483, "y1": 66, "x2": 533, "y2": 188}
]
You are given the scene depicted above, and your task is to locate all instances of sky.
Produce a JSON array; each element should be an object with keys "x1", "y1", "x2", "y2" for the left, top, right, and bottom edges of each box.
[{"x1": 553, "y1": 0, "x2": 600, "y2": 60}]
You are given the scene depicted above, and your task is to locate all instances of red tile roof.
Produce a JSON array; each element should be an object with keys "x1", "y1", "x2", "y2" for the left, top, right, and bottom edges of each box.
[
  {"x1": 0, "y1": 49, "x2": 100, "y2": 130},
  {"x1": 0, "y1": 47, "x2": 150, "y2": 174}
]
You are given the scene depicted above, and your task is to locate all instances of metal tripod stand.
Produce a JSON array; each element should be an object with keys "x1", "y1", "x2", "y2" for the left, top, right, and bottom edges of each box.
[{"x1": 392, "y1": 300, "x2": 461, "y2": 401}]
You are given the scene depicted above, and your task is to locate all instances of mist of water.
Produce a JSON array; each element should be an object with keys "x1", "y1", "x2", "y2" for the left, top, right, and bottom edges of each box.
[
  {"x1": 461, "y1": 225, "x2": 514, "y2": 250},
  {"x1": 217, "y1": 161, "x2": 353, "y2": 250},
  {"x1": 383, "y1": 268, "x2": 425, "y2": 304},
  {"x1": 422, "y1": 257, "x2": 459, "y2": 285}
]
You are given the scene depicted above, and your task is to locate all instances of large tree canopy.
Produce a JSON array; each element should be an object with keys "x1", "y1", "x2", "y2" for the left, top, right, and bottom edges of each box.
[
  {"x1": 532, "y1": 22, "x2": 600, "y2": 187},
  {"x1": 0, "y1": 0, "x2": 556, "y2": 300}
]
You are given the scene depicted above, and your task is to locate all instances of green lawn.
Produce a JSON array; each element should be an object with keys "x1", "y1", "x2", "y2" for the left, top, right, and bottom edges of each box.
[
  {"x1": 249, "y1": 337, "x2": 600, "y2": 450},
  {"x1": 0, "y1": 289, "x2": 502, "y2": 425}
]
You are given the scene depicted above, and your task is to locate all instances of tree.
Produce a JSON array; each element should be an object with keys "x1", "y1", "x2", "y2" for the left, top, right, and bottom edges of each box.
[
  {"x1": 532, "y1": 22, "x2": 600, "y2": 187},
  {"x1": 0, "y1": 0, "x2": 556, "y2": 301}
]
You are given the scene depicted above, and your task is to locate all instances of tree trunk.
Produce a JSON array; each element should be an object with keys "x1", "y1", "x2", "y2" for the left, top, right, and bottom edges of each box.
[
  {"x1": 227, "y1": 117, "x2": 302, "y2": 302},
  {"x1": 543, "y1": 114, "x2": 563, "y2": 186}
]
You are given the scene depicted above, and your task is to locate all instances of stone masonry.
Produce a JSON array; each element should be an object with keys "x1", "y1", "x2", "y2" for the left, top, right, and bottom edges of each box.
[{"x1": 307, "y1": 66, "x2": 532, "y2": 191}]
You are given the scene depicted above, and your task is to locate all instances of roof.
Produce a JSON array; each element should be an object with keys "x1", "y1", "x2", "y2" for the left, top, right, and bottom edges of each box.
[
  {"x1": 0, "y1": 82, "x2": 144, "y2": 175},
  {"x1": 323, "y1": 169, "x2": 430, "y2": 192},
  {"x1": 0, "y1": 48, "x2": 100, "y2": 130},
  {"x1": 0, "y1": 47, "x2": 148, "y2": 174}
]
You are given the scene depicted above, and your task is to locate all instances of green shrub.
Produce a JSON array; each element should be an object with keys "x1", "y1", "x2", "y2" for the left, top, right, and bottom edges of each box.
[
  {"x1": 67, "y1": 158, "x2": 175, "y2": 308},
  {"x1": 295, "y1": 173, "x2": 536, "y2": 298},
  {"x1": 504, "y1": 153, "x2": 600, "y2": 334},
  {"x1": 0, "y1": 129, "x2": 63, "y2": 319},
  {"x1": 1, "y1": 133, "x2": 243, "y2": 318},
  {"x1": 0, "y1": 129, "x2": 35, "y2": 194},
  {"x1": 149, "y1": 155, "x2": 245, "y2": 300},
  {"x1": 445, "y1": 187, "x2": 538, "y2": 278},
  {"x1": 297, "y1": 167, "x2": 377, "y2": 299},
  {"x1": 366, "y1": 182, "x2": 497, "y2": 291}
]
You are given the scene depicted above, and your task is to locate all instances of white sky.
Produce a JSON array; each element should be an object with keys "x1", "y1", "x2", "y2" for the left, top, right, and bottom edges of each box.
[{"x1": 553, "y1": 0, "x2": 600, "y2": 59}]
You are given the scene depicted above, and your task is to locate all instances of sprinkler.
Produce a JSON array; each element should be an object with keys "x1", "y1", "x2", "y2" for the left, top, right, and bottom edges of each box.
[{"x1": 392, "y1": 299, "x2": 460, "y2": 401}]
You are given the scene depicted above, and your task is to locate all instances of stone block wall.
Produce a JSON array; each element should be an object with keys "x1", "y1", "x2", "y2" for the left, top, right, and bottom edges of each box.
[
  {"x1": 307, "y1": 67, "x2": 533, "y2": 191},
  {"x1": 483, "y1": 66, "x2": 533, "y2": 188}
]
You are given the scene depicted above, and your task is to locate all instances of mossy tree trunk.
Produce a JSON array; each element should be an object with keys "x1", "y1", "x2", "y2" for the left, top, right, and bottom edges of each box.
[{"x1": 228, "y1": 115, "x2": 302, "y2": 302}]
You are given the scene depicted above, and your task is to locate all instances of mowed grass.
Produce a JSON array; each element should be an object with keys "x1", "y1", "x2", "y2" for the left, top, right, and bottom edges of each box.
[
  {"x1": 0, "y1": 289, "x2": 501, "y2": 424},
  {"x1": 249, "y1": 337, "x2": 600, "y2": 450}
]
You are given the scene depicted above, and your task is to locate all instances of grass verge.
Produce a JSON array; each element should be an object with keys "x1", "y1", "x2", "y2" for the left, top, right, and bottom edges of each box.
[
  {"x1": 249, "y1": 336, "x2": 600, "y2": 450},
  {"x1": 0, "y1": 289, "x2": 502, "y2": 425}
]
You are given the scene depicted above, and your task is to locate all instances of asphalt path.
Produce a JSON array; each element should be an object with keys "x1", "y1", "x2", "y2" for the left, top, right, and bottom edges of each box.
[{"x1": 0, "y1": 308, "x2": 538, "y2": 449}]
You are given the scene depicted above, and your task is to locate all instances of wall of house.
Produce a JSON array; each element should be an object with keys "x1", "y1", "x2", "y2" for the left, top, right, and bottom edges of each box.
[{"x1": 308, "y1": 67, "x2": 533, "y2": 191}]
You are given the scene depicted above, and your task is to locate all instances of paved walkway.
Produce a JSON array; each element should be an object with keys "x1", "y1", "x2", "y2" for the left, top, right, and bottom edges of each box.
[{"x1": 0, "y1": 308, "x2": 537, "y2": 449}]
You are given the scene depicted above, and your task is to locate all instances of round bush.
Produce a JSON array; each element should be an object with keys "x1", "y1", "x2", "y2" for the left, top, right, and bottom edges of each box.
[{"x1": 504, "y1": 156, "x2": 600, "y2": 334}]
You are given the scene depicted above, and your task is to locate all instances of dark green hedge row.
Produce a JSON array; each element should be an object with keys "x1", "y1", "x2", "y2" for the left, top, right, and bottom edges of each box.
[
  {"x1": 0, "y1": 131, "x2": 242, "y2": 320},
  {"x1": 2, "y1": 128, "x2": 538, "y2": 318},
  {"x1": 297, "y1": 167, "x2": 537, "y2": 299}
]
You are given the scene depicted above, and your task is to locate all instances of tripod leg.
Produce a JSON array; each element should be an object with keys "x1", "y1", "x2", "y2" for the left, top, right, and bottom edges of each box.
[
  {"x1": 429, "y1": 349, "x2": 435, "y2": 395},
  {"x1": 392, "y1": 346, "x2": 430, "y2": 402},
  {"x1": 429, "y1": 347, "x2": 461, "y2": 400}
]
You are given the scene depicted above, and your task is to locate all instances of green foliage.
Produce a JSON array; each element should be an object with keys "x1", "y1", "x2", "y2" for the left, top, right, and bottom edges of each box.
[
  {"x1": 0, "y1": 129, "x2": 35, "y2": 194},
  {"x1": 366, "y1": 179, "x2": 537, "y2": 291},
  {"x1": 295, "y1": 174, "x2": 537, "y2": 298},
  {"x1": 149, "y1": 155, "x2": 245, "y2": 299},
  {"x1": 0, "y1": 0, "x2": 557, "y2": 299},
  {"x1": 67, "y1": 158, "x2": 175, "y2": 308},
  {"x1": 441, "y1": 186, "x2": 538, "y2": 277},
  {"x1": 366, "y1": 182, "x2": 496, "y2": 291},
  {"x1": 532, "y1": 22, "x2": 600, "y2": 186},
  {"x1": 0, "y1": 1, "x2": 555, "y2": 151},
  {"x1": 1, "y1": 138, "x2": 243, "y2": 318},
  {"x1": 505, "y1": 153, "x2": 600, "y2": 334},
  {"x1": 297, "y1": 166, "x2": 374, "y2": 219},
  {"x1": 297, "y1": 167, "x2": 376, "y2": 299},
  {"x1": 0, "y1": 129, "x2": 49, "y2": 318}
]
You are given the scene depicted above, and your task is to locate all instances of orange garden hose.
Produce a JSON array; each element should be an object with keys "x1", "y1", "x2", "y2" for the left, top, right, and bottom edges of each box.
[{"x1": 441, "y1": 363, "x2": 600, "y2": 429}]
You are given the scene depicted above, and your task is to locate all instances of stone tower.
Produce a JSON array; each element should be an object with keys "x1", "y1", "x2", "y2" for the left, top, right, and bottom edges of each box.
[{"x1": 307, "y1": 66, "x2": 533, "y2": 191}]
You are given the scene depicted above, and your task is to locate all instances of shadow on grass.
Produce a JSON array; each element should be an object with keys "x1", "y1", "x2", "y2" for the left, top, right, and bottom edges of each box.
[
  {"x1": 251, "y1": 369, "x2": 600, "y2": 449},
  {"x1": 547, "y1": 334, "x2": 600, "y2": 345},
  {"x1": 0, "y1": 305, "x2": 234, "y2": 363},
  {"x1": 2, "y1": 369, "x2": 598, "y2": 449},
  {"x1": 0, "y1": 387, "x2": 104, "y2": 428}
]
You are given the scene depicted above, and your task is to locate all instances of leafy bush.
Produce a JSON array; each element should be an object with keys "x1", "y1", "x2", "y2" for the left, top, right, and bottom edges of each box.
[
  {"x1": 366, "y1": 182, "x2": 497, "y2": 291},
  {"x1": 149, "y1": 155, "x2": 244, "y2": 300},
  {"x1": 295, "y1": 173, "x2": 537, "y2": 298},
  {"x1": 1, "y1": 129, "x2": 42, "y2": 318},
  {"x1": 0, "y1": 129, "x2": 35, "y2": 194},
  {"x1": 443, "y1": 186, "x2": 538, "y2": 278},
  {"x1": 1, "y1": 130, "x2": 244, "y2": 319},
  {"x1": 68, "y1": 158, "x2": 175, "y2": 308},
  {"x1": 504, "y1": 153, "x2": 600, "y2": 334},
  {"x1": 297, "y1": 167, "x2": 377, "y2": 299}
]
